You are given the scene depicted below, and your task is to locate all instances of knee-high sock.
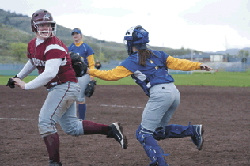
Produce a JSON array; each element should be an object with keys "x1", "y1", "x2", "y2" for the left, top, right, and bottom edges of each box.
[
  {"x1": 44, "y1": 133, "x2": 60, "y2": 163},
  {"x1": 78, "y1": 104, "x2": 86, "y2": 120},
  {"x1": 82, "y1": 120, "x2": 109, "y2": 134}
]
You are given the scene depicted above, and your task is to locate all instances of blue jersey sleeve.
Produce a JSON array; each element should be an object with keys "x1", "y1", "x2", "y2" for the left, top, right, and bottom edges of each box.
[{"x1": 120, "y1": 55, "x2": 137, "y2": 73}]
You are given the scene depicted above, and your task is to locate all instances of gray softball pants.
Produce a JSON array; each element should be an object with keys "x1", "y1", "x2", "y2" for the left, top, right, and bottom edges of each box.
[
  {"x1": 141, "y1": 82, "x2": 180, "y2": 132},
  {"x1": 38, "y1": 82, "x2": 84, "y2": 138},
  {"x1": 77, "y1": 74, "x2": 91, "y2": 102}
]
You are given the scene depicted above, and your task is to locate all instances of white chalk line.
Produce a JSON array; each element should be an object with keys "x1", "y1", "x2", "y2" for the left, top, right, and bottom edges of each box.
[
  {"x1": 0, "y1": 118, "x2": 35, "y2": 121},
  {"x1": 98, "y1": 104, "x2": 144, "y2": 109},
  {"x1": 0, "y1": 104, "x2": 144, "y2": 120}
]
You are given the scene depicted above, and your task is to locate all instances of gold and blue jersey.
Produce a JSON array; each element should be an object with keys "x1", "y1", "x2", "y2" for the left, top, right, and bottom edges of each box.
[
  {"x1": 68, "y1": 41, "x2": 95, "y2": 69},
  {"x1": 89, "y1": 50, "x2": 202, "y2": 95}
]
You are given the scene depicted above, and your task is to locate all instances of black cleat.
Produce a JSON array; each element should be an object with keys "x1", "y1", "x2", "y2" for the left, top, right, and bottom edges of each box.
[
  {"x1": 107, "y1": 122, "x2": 127, "y2": 149},
  {"x1": 191, "y1": 124, "x2": 204, "y2": 150},
  {"x1": 49, "y1": 161, "x2": 62, "y2": 166}
]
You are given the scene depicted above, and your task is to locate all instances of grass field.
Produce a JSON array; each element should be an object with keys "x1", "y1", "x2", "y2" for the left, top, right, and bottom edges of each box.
[{"x1": 1, "y1": 71, "x2": 250, "y2": 87}]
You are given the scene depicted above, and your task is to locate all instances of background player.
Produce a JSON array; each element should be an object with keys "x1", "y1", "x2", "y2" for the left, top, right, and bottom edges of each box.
[
  {"x1": 68, "y1": 28, "x2": 98, "y2": 120},
  {"x1": 7, "y1": 9, "x2": 127, "y2": 166},
  {"x1": 87, "y1": 25, "x2": 212, "y2": 166}
]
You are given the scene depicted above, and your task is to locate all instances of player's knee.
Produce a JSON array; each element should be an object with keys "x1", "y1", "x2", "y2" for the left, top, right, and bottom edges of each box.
[
  {"x1": 136, "y1": 125, "x2": 168, "y2": 164},
  {"x1": 78, "y1": 101, "x2": 85, "y2": 104},
  {"x1": 62, "y1": 121, "x2": 84, "y2": 137},
  {"x1": 136, "y1": 124, "x2": 146, "y2": 144},
  {"x1": 77, "y1": 97, "x2": 85, "y2": 103},
  {"x1": 136, "y1": 124, "x2": 153, "y2": 144},
  {"x1": 38, "y1": 121, "x2": 57, "y2": 138},
  {"x1": 153, "y1": 127, "x2": 167, "y2": 141},
  {"x1": 64, "y1": 128, "x2": 78, "y2": 136}
]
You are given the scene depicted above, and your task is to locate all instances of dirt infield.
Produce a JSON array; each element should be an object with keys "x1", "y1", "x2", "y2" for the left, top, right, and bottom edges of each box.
[{"x1": 0, "y1": 85, "x2": 250, "y2": 166}]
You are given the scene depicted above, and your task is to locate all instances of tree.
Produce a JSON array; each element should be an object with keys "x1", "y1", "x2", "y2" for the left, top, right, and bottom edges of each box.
[
  {"x1": 94, "y1": 52, "x2": 108, "y2": 63},
  {"x1": 10, "y1": 42, "x2": 28, "y2": 62},
  {"x1": 244, "y1": 50, "x2": 249, "y2": 57},
  {"x1": 238, "y1": 49, "x2": 245, "y2": 57},
  {"x1": 237, "y1": 50, "x2": 249, "y2": 58}
]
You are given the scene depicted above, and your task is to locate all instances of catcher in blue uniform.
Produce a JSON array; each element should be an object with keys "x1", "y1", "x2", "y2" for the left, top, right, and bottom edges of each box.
[{"x1": 88, "y1": 25, "x2": 212, "y2": 166}]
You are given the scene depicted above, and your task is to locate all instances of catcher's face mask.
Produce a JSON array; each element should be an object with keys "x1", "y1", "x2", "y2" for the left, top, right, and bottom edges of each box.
[{"x1": 123, "y1": 25, "x2": 150, "y2": 55}]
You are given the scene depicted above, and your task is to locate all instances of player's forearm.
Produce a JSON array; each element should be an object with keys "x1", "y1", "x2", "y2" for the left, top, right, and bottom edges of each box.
[
  {"x1": 89, "y1": 69, "x2": 122, "y2": 81},
  {"x1": 25, "y1": 59, "x2": 61, "y2": 89},
  {"x1": 89, "y1": 66, "x2": 132, "y2": 81},
  {"x1": 17, "y1": 59, "x2": 36, "y2": 80},
  {"x1": 166, "y1": 56, "x2": 202, "y2": 71}
]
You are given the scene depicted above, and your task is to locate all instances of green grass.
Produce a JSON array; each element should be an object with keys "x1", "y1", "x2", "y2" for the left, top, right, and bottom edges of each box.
[
  {"x1": 1, "y1": 71, "x2": 250, "y2": 87},
  {"x1": 173, "y1": 71, "x2": 250, "y2": 87}
]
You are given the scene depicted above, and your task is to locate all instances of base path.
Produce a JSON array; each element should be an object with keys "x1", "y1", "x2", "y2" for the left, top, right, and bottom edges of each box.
[{"x1": 0, "y1": 85, "x2": 249, "y2": 166}]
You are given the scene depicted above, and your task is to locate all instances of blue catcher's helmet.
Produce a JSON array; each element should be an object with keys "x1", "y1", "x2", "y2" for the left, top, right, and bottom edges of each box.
[{"x1": 124, "y1": 25, "x2": 149, "y2": 55}]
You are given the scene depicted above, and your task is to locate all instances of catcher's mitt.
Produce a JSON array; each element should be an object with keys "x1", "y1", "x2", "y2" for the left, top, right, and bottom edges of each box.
[
  {"x1": 85, "y1": 80, "x2": 97, "y2": 97},
  {"x1": 95, "y1": 61, "x2": 101, "y2": 69},
  {"x1": 69, "y1": 52, "x2": 88, "y2": 77}
]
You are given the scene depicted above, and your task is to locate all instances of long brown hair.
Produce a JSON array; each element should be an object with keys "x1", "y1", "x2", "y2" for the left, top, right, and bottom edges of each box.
[{"x1": 138, "y1": 49, "x2": 157, "y2": 66}]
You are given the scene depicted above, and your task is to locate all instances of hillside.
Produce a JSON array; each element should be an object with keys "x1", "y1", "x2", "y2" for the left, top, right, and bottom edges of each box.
[
  {"x1": 0, "y1": 9, "x2": 195, "y2": 63},
  {"x1": 206, "y1": 47, "x2": 250, "y2": 56}
]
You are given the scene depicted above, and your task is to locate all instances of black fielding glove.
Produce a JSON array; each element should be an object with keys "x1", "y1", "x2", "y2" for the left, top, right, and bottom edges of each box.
[
  {"x1": 85, "y1": 80, "x2": 97, "y2": 97},
  {"x1": 6, "y1": 75, "x2": 18, "y2": 88},
  {"x1": 69, "y1": 52, "x2": 88, "y2": 77}
]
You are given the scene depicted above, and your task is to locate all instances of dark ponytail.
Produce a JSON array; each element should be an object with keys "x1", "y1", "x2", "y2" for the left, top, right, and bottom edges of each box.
[{"x1": 138, "y1": 49, "x2": 157, "y2": 66}]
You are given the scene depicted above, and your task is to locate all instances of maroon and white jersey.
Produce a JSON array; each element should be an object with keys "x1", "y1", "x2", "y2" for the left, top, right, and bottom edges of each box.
[{"x1": 27, "y1": 36, "x2": 77, "y2": 89}]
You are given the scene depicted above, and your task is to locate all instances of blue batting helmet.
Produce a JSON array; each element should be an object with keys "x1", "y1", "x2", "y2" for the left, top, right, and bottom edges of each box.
[{"x1": 123, "y1": 25, "x2": 149, "y2": 55}]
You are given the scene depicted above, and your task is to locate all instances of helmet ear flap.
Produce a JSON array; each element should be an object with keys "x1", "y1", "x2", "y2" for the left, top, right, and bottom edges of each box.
[{"x1": 31, "y1": 21, "x2": 38, "y2": 32}]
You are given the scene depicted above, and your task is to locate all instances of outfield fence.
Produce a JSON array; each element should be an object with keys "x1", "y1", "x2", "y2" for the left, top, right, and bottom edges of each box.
[
  {"x1": 0, "y1": 61, "x2": 249, "y2": 76},
  {"x1": 202, "y1": 62, "x2": 249, "y2": 72},
  {"x1": 0, "y1": 63, "x2": 39, "y2": 76}
]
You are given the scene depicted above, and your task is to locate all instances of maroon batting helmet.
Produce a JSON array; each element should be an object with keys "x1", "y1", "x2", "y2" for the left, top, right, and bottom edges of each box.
[{"x1": 31, "y1": 9, "x2": 56, "y2": 33}]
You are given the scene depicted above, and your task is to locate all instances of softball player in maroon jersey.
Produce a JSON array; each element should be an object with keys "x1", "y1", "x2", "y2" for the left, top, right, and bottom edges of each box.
[{"x1": 11, "y1": 9, "x2": 127, "y2": 166}]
